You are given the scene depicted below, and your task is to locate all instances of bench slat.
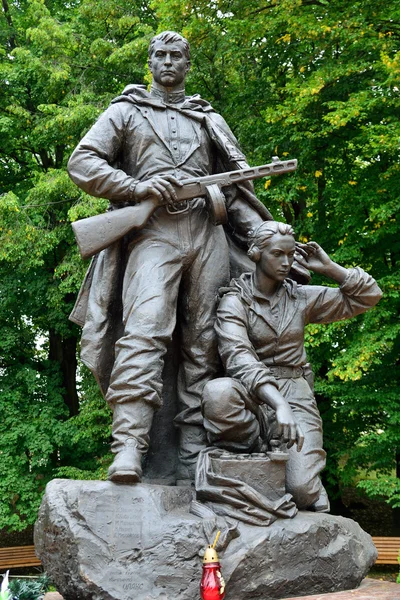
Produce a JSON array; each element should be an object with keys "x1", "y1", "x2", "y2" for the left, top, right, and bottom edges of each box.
[
  {"x1": 372, "y1": 536, "x2": 400, "y2": 565},
  {"x1": 0, "y1": 545, "x2": 41, "y2": 569},
  {"x1": 375, "y1": 558, "x2": 399, "y2": 564}
]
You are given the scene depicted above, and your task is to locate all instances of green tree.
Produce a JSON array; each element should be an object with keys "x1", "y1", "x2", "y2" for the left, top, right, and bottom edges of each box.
[
  {"x1": 0, "y1": 0, "x2": 156, "y2": 530},
  {"x1": 0, "y1": 0, "x2": 398, "y2": 530}
]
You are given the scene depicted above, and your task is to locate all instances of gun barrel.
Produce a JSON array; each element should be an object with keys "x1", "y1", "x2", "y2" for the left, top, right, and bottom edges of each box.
[{"x1": 173, "y1": 158, "x2": 297, "y2": 202}]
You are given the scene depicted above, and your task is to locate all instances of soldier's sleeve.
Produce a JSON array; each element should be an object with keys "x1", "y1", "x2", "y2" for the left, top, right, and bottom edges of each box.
[
  {"x1": 67, "y1": 103, "x2": 138, "y2": 203},
  {"x1": 304, "y1": 267, "x2": 383, "y2": 324},
  {"x1": 216, "y1": 293, "x2": 279, "y2": 401}
]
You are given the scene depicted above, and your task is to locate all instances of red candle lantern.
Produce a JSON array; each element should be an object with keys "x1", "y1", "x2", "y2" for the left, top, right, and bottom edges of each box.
[{"x1": 200, "y1": 531, "x2": 225, "y2": 600}]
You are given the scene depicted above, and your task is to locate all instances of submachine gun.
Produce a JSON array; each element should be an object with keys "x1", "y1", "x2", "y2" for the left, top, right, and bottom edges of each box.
[{"x1": 72, "y1": 156, "x2": 297, "y2": 259}]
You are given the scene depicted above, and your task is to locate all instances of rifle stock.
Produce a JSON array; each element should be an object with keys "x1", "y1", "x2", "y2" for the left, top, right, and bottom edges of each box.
[
  {"x1": 72, "y1": 157, "x2": 297, "y2": 259},
  {"x1": 72, "y1": 198, "x2": 159, "y2": 260}
]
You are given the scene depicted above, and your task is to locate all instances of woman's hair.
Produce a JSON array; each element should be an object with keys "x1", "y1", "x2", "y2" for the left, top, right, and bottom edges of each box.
[
  {"x1": 148, "y1": 31, "x2": 190, "y2": 61},
  {"x1": 247, "y1": 221, "x2": 295, "y2": 263}
]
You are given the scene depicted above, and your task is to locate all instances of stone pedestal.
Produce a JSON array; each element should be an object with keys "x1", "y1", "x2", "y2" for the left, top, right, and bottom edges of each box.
[{"x1": 34, "y1": 479, "x2": 377, "y2": 600}]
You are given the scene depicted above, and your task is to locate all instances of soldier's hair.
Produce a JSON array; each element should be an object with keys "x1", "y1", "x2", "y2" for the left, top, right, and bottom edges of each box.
[
  {"x1": 148, "y1": 31, "x2": 190, "y2": 60},
  {"x1": 248, "y1": 221, "x2": 295, "y2": 263}
]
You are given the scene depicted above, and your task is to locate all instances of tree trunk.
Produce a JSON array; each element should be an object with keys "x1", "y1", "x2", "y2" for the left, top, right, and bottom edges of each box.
[
  {"x1": 49, "y1": 330, "x2": 80, "y2": 417},
  {"x1": 1, "y1": 0, "x2": 16, "y2": 50},
  {"x1": 392, "y1": 452, "x2": 400, "y2": 535}
]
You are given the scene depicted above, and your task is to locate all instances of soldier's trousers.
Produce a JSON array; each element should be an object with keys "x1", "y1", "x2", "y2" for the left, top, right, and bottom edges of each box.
[
  {"x1": 202, "y1": 376, "x2": 327, "y2": 509},
  {"x1": 105, "y1": 200, "x2": 230, "y2": 467}
]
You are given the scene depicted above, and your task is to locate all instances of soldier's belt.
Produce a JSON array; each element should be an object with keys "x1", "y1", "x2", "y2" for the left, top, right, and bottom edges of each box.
[
  {"x1": 268, "y1": 365, "x2": 304, "y2": 379},
  {"x1": 165, "y1": 197, "x2": 205, "y2": 214}
]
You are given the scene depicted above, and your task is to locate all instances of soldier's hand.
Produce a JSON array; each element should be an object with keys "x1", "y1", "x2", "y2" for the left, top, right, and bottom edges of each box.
[
  {"x1": 134, "y1": 175, "x2": 183, "y2": 206},
  {"x1": 275, "y1": 404, "x2": 305, "y2": 452}
]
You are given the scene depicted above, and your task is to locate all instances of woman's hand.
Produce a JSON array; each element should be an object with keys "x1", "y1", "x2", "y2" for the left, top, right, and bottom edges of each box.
[
  {"x1": 295, "y1": 241, "x2": 348, "y2": 283},
  {"x1": 258, "y1": 383, "x2": 304, "y2": 451},
  {"x1": 275, "y1": 404, "x2": 305, "y2": 451},
  {"x1": 294, "y1": 242, "x2": 331, "y2": 273}
]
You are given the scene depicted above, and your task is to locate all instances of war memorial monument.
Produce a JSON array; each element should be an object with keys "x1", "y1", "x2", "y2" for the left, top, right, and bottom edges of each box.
[{"x1": 34, "y1": 31, "x2": 381, "y2": 600}]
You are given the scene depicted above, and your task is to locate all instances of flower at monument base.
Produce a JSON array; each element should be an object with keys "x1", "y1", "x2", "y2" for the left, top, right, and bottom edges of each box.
[{"x1": 0, "y1": 571, "x2": 11, "y2": 600}]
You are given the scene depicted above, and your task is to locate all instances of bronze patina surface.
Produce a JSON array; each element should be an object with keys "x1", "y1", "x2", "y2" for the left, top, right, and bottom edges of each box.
[{"x1": 68, "y1": 31, "x2": 286, "y2": 484}]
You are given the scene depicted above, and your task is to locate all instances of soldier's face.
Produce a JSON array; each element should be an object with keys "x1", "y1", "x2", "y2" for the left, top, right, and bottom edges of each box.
[
  {"x1": 149, "y1": 42, "x2": 190, "y2": 88},
  {"x1": 258, "y1": 234, "x2": 296, "y2": 281}
]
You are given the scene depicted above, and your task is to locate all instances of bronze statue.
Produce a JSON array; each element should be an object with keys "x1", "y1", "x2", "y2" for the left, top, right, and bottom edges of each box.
[
  {"x1": 201, "y1": 221, "x2": 382, "y2": 511},
  {"x1": 36, "y1": 34, "x2": 381, "y2": 600},
  {"x1": 67, "y1": 31, "x2": 302, "y2": 484}
]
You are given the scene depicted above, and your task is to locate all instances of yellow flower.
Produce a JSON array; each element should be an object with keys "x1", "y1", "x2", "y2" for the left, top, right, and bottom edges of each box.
[
  {"x1": 315, "y1": 170, "x2": 322, "y2": 178},
  {"x1": 264, "y1": 179, "x2": 272, "y2": 190}
]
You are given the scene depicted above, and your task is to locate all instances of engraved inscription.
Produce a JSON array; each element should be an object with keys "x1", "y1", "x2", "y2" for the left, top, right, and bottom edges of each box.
[
  {"x1": 115, "y1": 509, "x2": 137, "y2": 537},
  {"x1": 123, "y1": 582, "x2": 144, "y2": 591}
]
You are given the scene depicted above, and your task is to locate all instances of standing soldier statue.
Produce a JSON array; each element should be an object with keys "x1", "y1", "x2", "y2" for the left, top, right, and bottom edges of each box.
[{"x1": 68, "y1": 31, "x2": 305, "y2": 484}]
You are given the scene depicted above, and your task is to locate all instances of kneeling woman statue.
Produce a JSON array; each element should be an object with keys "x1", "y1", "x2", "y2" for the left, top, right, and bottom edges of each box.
[{"x1": 202, "y1": 221, "x2": 382, "y2": 512}]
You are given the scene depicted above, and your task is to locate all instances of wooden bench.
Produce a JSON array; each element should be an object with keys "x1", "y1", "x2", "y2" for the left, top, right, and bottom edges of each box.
[
  {"x1": 372, "y1": 536, "x2": 400, "y2": 565},
  {"x1": 0, "y1": 545, "x2": 41, "y2": 569}
]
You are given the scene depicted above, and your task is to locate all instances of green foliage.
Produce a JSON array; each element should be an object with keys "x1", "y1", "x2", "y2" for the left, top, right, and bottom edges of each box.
[
  {"x1": 8, "y1": 575, "x2": 49, "y2": 600},
  {"x1": 0, "y1": 0, "x2": 398, "y2": 530},
  {"x1": 0, "y1": 0, "x2": 134, "y2": 530},
  {"x1": 398, "y1": 552, "x2": 400, "y2": 584},
  {"x1": 358, "y1": 477, "x2": 400, "y2": 509}
]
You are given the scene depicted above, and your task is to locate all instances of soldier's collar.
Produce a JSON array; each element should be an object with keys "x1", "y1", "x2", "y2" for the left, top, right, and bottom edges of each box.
[
  {"x1": 251, "y1": 275, "x2": 298, "y2": 305},
  {"x1": 111, "y1": 84, "x2": 215, "y2": 113},
  {"x1": 251, "y1": 276, "x2": 286, "y2": 308},
  {"x1": 228, "y1": 272, "x2": 297, "y2": 307},
  {"x1": 150, "y1": 85, "x2": 186, "y2": 105}
]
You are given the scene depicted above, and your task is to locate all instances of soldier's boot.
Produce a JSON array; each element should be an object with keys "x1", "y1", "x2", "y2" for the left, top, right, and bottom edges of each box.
[
  {"x1": 108, "y1": 401, "x2": 154, "y2": 484},
  {"x1": 309, "y1": 486, "x2": 331, "y2": 513},
  {"x1": 176, "y1": 424, "x2": 207, "y2": 485}
]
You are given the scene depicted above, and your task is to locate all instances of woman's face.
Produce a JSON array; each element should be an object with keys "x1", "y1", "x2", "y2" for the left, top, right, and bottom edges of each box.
[{"x1": 257, "y1": 233, "x2": 296, "y2": 282}]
